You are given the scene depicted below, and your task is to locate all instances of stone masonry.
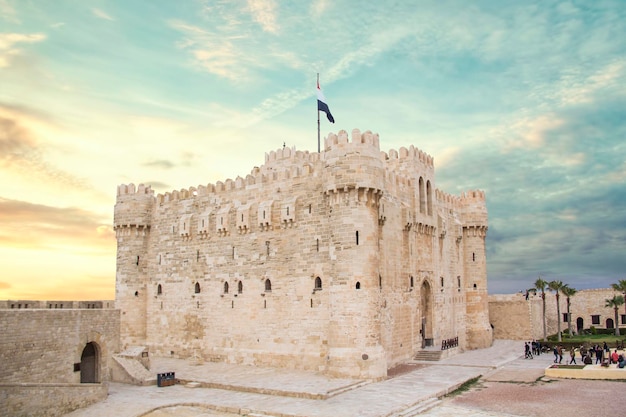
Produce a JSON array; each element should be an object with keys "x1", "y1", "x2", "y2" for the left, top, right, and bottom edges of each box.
[{"x1": 114, "y1": 129, "x2": 493, "y2": 380}]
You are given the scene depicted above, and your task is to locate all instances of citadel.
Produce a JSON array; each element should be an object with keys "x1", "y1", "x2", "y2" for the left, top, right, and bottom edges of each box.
[
  {"x1": 114, "y1": 128, "x2": 492, "y2": 379},
  {"x1": 2, "y1": 129, "x2": 624, "y2": 416}
]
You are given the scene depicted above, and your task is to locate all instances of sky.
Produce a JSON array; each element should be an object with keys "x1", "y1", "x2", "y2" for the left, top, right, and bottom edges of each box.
[{"x1": 1, "y1": 0, "x2": 625, "y2": 301}]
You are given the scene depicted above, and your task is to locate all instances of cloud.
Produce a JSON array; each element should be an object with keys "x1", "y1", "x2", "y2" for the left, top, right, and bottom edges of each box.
[
  {"x1": 246, "y1": 0, "x2": 279, "y2": 33},
  {"x1": 92, "y1": 8, "x2": 114, "y2": 21},
  {"x1": 0, "y1": 105, "x2": 89, "y2": 190},
  {"x1": 143, "y1": 160, "x2": 176, "y2": 169},
  {"x1": 0, "y1": 197, "x2": 114, "y2": 252},
  {"x1": 0, "y1": 281, "x2": 11, "y2": 290},
  {"x1": 0, "y1": 32, "x2": 46, "y2": 68},
  {"x1": 0, "y1": 0, "x2": 19, "y2": 23}
]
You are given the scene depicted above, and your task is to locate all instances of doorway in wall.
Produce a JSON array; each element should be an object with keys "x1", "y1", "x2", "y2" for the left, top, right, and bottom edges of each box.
[{"x1": 80, "y1": 342, "x2": 99, "y2": 383}]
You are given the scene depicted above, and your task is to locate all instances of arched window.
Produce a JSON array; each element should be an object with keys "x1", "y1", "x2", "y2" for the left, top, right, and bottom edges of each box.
[
  {"x1": 157, "y1": 284, "x2": 162, "y2": 295},
  {"x1": 356, "y1": 281, "x2": 361, "y2": 290},
  {"x1": 314, "y1": 277, "x2": 322, "y2": 290},
  {"x1": 238, "y1": 281, "x2": 243, "y2": 294},
  {"x1": 194, "y1": 282, "x2": 201, "y2": 294},
  {"x1": 223, "y1": 282, "x2": 229, "y2": 294},
  {"x1": 265, "y1": 279, "x2": 272, "y2": 292}
]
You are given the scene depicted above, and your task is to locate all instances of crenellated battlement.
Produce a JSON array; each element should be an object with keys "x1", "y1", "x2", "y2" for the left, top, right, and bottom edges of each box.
[
  {"x1": 381, "y1": 145, "x2": 434, "y2": 170},
  {"x1": 115, "y1": 127, "x2": 492, "y2": 380}
]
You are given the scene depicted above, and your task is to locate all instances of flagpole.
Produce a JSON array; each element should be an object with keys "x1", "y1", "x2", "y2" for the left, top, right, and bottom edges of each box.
[{"x1": 317, "y1": 73, "x2": 320, "y2": 153}]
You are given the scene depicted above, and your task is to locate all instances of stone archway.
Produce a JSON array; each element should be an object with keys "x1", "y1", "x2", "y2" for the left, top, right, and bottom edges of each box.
[
  {"x1": 80, "y1": 342, "x2": 99, "y2": 383},
  {"x1": 420, "y1": 280, "x2": 433, "y2": 348}
]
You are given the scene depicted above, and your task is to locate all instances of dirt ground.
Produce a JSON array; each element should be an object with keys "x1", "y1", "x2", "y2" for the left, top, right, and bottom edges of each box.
[{"x1": 445, "y1": 377, "x2": 626, "y2": 417}]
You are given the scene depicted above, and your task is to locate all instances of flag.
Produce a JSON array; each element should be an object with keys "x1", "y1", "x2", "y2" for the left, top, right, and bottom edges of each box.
[{"x1": 317, "y1": 81, "x2": 335, "y2": 123}]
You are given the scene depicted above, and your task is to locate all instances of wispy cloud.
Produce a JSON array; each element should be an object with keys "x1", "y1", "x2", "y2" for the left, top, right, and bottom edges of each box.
[
  {"x1": 0, "y1": 105, "x2": 89, "y2": 190},
  {"x1": 0, "y1": 197, "x2": 114, "y2": 251},
  {"x1": 246, "y1": 0, "x2": 278, "y2": 33},
  {"x1": 0, "y1": 0, "x2": 19, "y2": 23},
  {"x1": 0, "y1": 32, "x2": 46, "y2": 68},
  {"x1": 92, "y1": 8, "x2": 114, "y2": 21}
]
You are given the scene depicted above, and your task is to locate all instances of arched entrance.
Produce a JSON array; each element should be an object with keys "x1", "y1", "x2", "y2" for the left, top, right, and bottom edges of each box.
[
  {"x1": 80, "y1": 342, "x2": 99, "y2": 383},
  {"x1": 420, "y1": 280, "x2": 433, "y2": 348},
  {"x1": 606, "y1": 318, "x2": 614, "y2": 329},
  {"x1": 576, "y1": 317, "x2": 584, "y2": 334}
]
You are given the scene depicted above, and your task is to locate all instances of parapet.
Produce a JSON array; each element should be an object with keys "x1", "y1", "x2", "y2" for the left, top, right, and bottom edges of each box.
[{"x1": 114, "y1": 183, "x2": 155, "y2": 229}]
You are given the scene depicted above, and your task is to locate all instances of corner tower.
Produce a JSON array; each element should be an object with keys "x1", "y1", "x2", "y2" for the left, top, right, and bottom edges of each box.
[
  {"x1": 460, "y1": 190, "x2": 492, "y2": 349},
  {"x1": 113, "y1": 183, "x2": 154, "y2": 349},
  {"x1": 322, "y1": 129, "x2": 387, "y2": 379}
]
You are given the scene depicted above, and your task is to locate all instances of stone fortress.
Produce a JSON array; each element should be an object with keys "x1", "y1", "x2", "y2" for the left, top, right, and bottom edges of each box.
[{"x1": 114, "y1": 128, "x2": 493, "y2": 380}]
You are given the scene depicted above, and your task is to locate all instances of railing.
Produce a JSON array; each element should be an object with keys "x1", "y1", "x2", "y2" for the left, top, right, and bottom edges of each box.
[{"x1": 441, "y1": 337, "x2": 458, "y2": 350}]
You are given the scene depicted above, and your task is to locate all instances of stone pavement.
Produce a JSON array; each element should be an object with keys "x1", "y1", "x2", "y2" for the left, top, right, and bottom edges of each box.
[{"x1": 65, "y1": 340, "x2": 549, "y2": 417}]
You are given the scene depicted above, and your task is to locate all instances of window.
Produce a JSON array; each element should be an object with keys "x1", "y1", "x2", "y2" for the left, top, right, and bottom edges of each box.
[
  {"x1": 238, "y1": 281, "x2": 243, "y2": 294},
  {"x1": 410, "y1": 276, "x2": 414, "y2": 288},
  {"x1": 157, "y1": 284, "x2": 162, "y2": 295},
  {"x1": 223, "y1": 282, "x2": 229, "y2": 294},
  {"x1": 356, "y1": 281, "x2": 361, "y2": 290},
  {"x1": 314, "y1": 277, "x2": 322, "y2": 290},
  {"x1": 265, "y1": 279, "x2": 272, "y2": 292},
  {"x1": 440, "y1": 277, "x2": 444, "y2": 288},
  {"x1": 621, "y1": 315, "x2": 626, "y2": 325},
  {"x1": 591, "y1": 315, "x2": 600, "y2": 325},
  {"x1": 356, "y1": 231, "x2": 359, "y2": 245},
  {"x1": 563, "y1": 313, "x2": 569, "y2": 322},
  {"x1": 194, "y1": 282, "x2": 201, "y2": 294}
]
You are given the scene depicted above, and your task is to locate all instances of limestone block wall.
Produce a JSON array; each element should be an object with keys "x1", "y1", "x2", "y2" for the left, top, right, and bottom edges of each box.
[
  {"x1": 0, "y1": 309, "x2": 119, "y2": 416},
  {"x1": 0, "y1": 309, "x2": 120, "y2": 384},
  {"x1": 115, "y1": 129, "x2": 492, "y2": 379},
  {"x1": 489, "y1": 288, "x2": 626, "y2": 341}
]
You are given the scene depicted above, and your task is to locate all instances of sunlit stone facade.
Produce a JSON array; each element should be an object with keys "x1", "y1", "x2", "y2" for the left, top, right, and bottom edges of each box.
[{"x1": 114, "y1": 128, "x2": 492, "y2": 380}]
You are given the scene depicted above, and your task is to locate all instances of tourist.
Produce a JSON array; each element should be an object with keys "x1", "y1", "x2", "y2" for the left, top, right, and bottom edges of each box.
[
  {"x1": 583, "y1": 354, "x2": 593, "y2": 365},
  {"x1": 558, "y1": 345, "x2": 564, "y2": 364},
  {"x1": 618, "y1": 354, "x2": 625, "y2": 369},
  {"x1": 595, "y1": 346, "x2": 603, "y2": 364},
  {"x1": 611, "y1": 349, "x2": 619, "y2": 364},
  {"x1": 553, "y1": 345, "x2": 559, "y2": 363},
  {"x1": 569, "y1": 346, "x2": 576, "y2": 364},
  {"x1": 525, "y1": 342, "x2": 533, "y2": 359}
]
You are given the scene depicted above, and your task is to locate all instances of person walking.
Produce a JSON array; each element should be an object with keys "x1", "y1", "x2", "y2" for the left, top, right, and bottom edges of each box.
[
  {"x1": 553, "y1": 345, "x2": 559, "y2": 363},
  {"x1": 569, "y1": 346, "x2": 576, "y2": 364}
]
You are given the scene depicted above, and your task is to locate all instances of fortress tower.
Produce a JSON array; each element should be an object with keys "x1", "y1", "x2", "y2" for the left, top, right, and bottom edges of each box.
[
  {"x1": 113, "y1": 183, "x2": 154, "y2": 347},
  {"x1": 113, "y1": 128, "x2": 492, "y2": 380},
  {"x1": 322, "y1": 129, "x2": 387, "y2": 378},
  {"x1": 459, "y1": 190, "x2": 492, "y2": 349}
]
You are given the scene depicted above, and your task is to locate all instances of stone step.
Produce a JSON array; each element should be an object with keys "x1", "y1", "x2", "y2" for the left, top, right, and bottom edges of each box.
[
  {"x1": 413, "y1": 350, "x2": 443, "y2": 361},
  {"x1": 390, "y1": 398, "x2": 442, "y2": 417}
]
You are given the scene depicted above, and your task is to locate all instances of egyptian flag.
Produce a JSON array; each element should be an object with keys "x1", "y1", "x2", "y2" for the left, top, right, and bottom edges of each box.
[{"x1": 317, "y1": 81, "x2": 335, "y2": 123}]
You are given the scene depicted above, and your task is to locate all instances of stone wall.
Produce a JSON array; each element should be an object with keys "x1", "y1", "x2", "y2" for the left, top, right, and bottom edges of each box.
[
  {"x1": 0, "y1": 309, "x2": 120, "y2": 416},
  {"x1": 115, "y1": 129, "x2": 492, "y2": 379},
  {"x1": 0, "y1": 383, "x2": 108, "y2": 417},
  {"x1": 489, "y1": 288, "x2": 626, "y2": 341}
]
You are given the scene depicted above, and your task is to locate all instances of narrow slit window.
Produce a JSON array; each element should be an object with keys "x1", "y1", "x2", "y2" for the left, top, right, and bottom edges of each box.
[
  {"x1": 195, "y1": 282, "x2": 201, "y2": 294},
  {"x1": 356, "y1": 231, "x2": 359, "y2": 245},
  {"x1": 224, "y1": 282, "x2": 229, "y2": 294}
]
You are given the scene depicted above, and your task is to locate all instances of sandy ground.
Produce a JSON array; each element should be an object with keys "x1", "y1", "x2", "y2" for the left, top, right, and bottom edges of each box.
[{"x1": 442, "y1": 377, "x2": 626, "y2": 417}]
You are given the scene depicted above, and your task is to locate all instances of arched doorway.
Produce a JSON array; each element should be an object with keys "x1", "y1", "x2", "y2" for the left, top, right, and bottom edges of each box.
[
  {"x1": 420, "y1": 280, "x2": 433, "y2": 348},
  {"x1": 576, "y1": 317, "x2": 584, "y2": 334},
  {"x1": 80, "y1": 342, "x2": 99, "y2": 383},
  {"x1": 606, "y1": 318, "x2": 614, "y2": 329}
]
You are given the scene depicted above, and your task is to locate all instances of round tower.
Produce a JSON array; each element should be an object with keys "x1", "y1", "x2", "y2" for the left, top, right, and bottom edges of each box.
[
  {"x1": 113, "y1": 183, "x2": 154, "y2": 349},
  {"x1": 322, "y1": 129, "x2": 388, "y2": 379},
  {"x1": 460, "y1": 190, "x2": 493, "y2": 349}
]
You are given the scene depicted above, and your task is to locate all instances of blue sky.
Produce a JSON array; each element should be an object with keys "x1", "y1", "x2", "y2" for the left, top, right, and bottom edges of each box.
[{"x1": 1, "y1": 0, "x2": 625, "y2": 299}]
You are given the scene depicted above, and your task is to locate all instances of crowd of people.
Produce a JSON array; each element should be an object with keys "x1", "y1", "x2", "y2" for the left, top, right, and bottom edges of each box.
[{"x1": 524, "y1": 340, "x2": 626, "y2": 368}]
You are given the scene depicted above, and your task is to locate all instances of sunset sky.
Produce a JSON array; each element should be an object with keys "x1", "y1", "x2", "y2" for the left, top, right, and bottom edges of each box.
[{"x1": 1, "y1": 0, "x2": 625, "y2": 301}]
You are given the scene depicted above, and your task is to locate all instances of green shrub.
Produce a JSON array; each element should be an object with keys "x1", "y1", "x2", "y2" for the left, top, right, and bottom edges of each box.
[{"x1": 590, "y1": 326, "x2": 597, "y2": 335}]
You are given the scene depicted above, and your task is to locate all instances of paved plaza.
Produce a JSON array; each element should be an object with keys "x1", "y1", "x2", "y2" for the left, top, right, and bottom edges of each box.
[{"x1": 64, "y1": 340, "x2": 626, "y2": 417}]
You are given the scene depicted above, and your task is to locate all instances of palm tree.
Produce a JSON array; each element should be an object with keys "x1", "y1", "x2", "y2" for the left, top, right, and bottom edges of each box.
[
  {"x1": 548, "y1": 280, "x2": 566, "y2": 341},
  {"x1": 605, "y1": 295, "x2": 625, "y2": 336},
  {"x1": 561, "y1": 285, "x2": 577, "y2": 336},
  {"x1": 533, "y1": 277, "x2": 548, "y2": 341},
  {"x1": 611, "y1": 279, "x2": 626, "y2": 317}
]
